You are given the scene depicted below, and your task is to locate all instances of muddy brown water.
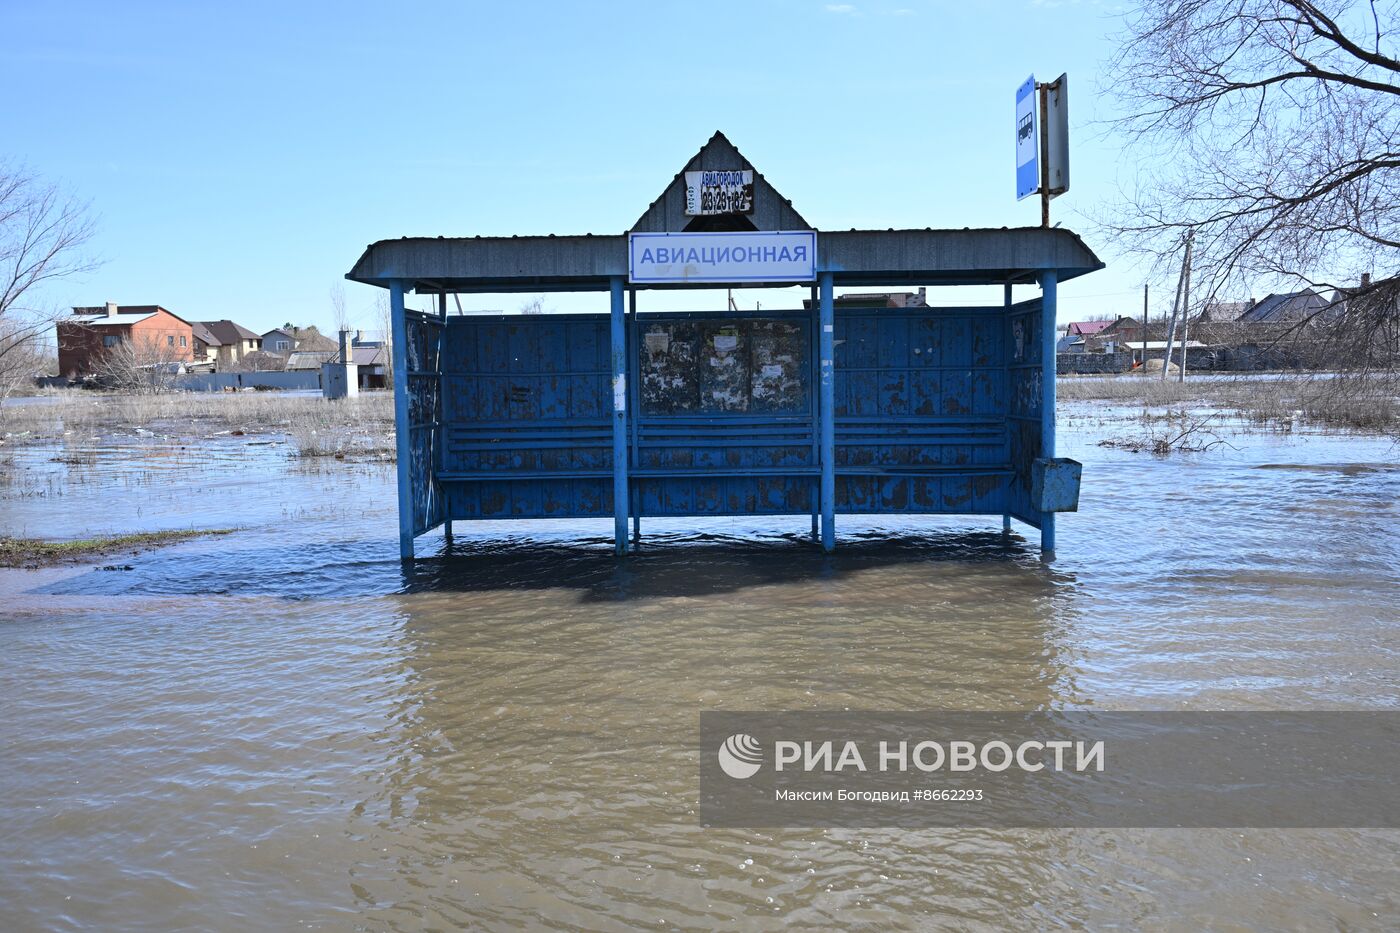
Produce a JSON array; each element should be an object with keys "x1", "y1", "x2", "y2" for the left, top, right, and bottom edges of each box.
[{"x1": 2, "y1": 403, "x2": 1398, "y2": 930}]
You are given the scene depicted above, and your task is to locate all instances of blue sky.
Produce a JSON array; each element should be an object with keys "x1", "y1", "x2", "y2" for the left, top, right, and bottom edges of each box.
[{"x1": 3, "y1": 0, "x2": 1148, "y2": 333}]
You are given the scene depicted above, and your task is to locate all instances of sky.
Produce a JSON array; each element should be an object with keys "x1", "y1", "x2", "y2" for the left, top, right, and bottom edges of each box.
[{"x1": 2, "y1": 0, "x2": 1153, "y2": 335}]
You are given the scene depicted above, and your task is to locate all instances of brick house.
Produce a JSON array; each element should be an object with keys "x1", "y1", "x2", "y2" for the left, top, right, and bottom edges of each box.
[{"x1": 57, "y1": 303, "x2": 194, "y2": 377}]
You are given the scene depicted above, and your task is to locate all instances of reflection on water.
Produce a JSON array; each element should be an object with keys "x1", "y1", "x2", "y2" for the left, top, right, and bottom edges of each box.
[{"x1": 2, "y1": 409, "x2": 1399, "y2": 929}]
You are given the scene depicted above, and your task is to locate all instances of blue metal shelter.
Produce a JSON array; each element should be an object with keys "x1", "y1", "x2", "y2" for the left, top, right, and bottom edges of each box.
[{"x1": 346, "y1": 132, "x2": 1103, "y2": 560}]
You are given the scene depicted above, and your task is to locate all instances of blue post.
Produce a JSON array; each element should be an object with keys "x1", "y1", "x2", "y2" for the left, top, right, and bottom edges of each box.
[
  {"x1": 390, "y1": 279, "x2": 414, "y2": 561},
  {"x1": 819, "y1": 271, "x2": 835, "y2": 552},
  {"x1": 609, "y1": 276, "x2": 629, "y2": 555},
  {"x1": 438, "y1": 291, "x2": 452, "y2": 545},
  {"x1": 1040, "y1": 269, "x2": 1058, "y2": 554},
  {"x1": 1002, "y1": 282, "x2": 1013, "y2": 535},
  {"x1": 809, "y1": 284, "x2": 820, "y2": 542}
]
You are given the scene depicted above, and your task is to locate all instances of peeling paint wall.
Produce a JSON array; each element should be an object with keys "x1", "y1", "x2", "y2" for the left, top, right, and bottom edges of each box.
[
  {"x1": 427, "y1": 305, "x2": 1032, "y2": 525},
  {"x1": 638, "y1": 318, "x2": 808, "y2": 415}
]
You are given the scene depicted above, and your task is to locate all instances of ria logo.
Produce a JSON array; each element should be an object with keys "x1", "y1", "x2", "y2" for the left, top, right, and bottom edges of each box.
[{"x1": 717, "y1": 733, "x2": 763, "y2": 779}]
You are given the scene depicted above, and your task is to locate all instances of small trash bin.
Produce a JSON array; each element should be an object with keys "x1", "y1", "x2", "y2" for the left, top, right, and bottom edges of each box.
[{"x1": 1032, "y1": 457, "x2": 1082, "y2": 512}]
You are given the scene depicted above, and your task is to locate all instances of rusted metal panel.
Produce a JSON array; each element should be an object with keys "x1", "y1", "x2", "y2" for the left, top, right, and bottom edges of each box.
[
  {"x1": 1006, "y1": 297, "x2": 1044, "y2": 528},
  {"x1": 1033, "y1": 457, "x2": 1082, "y2": 512},
  {"x1": 434, "y1": 304, "x2": 1032, "y2": 526}
]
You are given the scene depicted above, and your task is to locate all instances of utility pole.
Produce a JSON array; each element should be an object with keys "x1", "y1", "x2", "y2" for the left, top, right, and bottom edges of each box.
[
  {"x1": 1160, "y1": 232, "x2": 1194, "y2": 381},
  {"x1": 1178, "y1": 235, "x2": 1194, "y2": 382},
  {"x1": 1141, "y1": 283, "x2": 1149, "y2": 372}
]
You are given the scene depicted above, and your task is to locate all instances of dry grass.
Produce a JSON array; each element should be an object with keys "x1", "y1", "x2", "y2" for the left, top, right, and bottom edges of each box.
[
  {"x1": 0, "y1": 390, "x2": 396, "y2": 458},
  {"x1": 1058, "y1": 374, "x2": 1398, "y2": 434},
  {"x1": 0, "y1": 529, "x2": 234, "y2": 568}
]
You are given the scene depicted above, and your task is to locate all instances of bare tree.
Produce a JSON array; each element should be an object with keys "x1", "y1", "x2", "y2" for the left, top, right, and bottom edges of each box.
[
  {"x1": 0, "y1": 320, "x2": 52, "y2": 401},
  {"x1": 330, "y1": 283, "x2": 350, "y2": 336},
  {"x1": 91, "y1": 334, "x2": 185, "y2": 393},
  {"x1": 376, "y1": 293, "x2": 393, "y2": 384},
  {"x1": 0, "y1": 163, "x2": 98, "y2": 385},
  {"x1": 1102, "y1": 1, "x2": 1400, "y2": 379}
]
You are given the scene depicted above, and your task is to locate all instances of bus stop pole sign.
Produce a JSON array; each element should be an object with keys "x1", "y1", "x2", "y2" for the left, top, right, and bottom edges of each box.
[{"x1": 1015, "y1": 75, "x2": 1038, "y2": 201}]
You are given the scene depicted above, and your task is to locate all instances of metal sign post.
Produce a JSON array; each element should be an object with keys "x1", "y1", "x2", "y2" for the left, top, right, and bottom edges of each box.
[{"x1": 1016, "y1": 73, "x2": 1070, "y2": 227}]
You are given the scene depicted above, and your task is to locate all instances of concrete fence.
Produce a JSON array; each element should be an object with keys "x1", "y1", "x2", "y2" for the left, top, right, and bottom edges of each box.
[{"x1": 174, "y1": 371, "x2": 323, "y2": 392}]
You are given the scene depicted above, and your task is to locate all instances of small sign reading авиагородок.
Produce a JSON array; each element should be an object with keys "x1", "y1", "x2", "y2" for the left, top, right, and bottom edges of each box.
[{"x1": 685, "y1": 170, "x2": 754, "y2": 215}]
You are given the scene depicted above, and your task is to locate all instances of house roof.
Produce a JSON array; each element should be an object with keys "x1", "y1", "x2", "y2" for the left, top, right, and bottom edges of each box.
[
  {"x1": 67, "y1": 311, "x2": 159, "y2": 327},
  {"x1": 1200, "y1": 300, "x2": 1252, "y2": 322},
  {"x1": 261, "y1": 327, "x2": 295, "y2": 340},
  {"x1": 1239, "y1": 290, "x2": 1332, "y2": 323},
  {"x1": 337, "y1": 346, "x2": 388, "y2": 367},
  {"x1": 1135, "y1": 340, "x2": 1208, "y2": 350},
  {"x1": 293, "y1": 332, "x2": 339, "y2": 353},
  {"x1": 285, "y1": 350, "x2": 336, "y2": 370},
  {"x1": 190, "y1": 321, "x2": 224, "y2": 346},
  {"x1": 1066, "y1": 320, "x2": 1113, "y2": 336},
  {"x1": 197, "y1": 320, "x2": 261, "y2": 344},
  {"x1": 67, "y1": 304, "x2": 190, "y2": 327}
]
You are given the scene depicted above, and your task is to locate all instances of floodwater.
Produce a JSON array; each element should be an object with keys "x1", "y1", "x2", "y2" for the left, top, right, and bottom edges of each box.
[{"x1": 2, "y1": 402, "x2": 1398, "y2": 930}]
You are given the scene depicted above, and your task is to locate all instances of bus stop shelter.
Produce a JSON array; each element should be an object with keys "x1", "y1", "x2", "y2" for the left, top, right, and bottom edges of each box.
[{"x1": 347, "y1": 132, "x2": 1103, "y2": 560}]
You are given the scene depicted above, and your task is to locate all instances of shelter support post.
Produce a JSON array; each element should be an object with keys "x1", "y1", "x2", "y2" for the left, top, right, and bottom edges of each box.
[
  {"x1": 610, "y1": 276, "x2": 629, "y2": 555},
  {"x1": 390, "y1": 279, "x2": 414, "y2": 561},
  {"x1": 1040, "y1": 269, "x2": 1058, "y2": 554},
  {"x1": 438, "y1": 291, "x2": 451, "y2": 545},
  {"x1": 810, "y1": 284, "x2": 820, "y2": 542},
  {"x1": 819, "y1": 271, "x2": 835, "y2": 552},
  {"x1": 1002, "y1": 282, "x2": 1013, "y2": 536}
]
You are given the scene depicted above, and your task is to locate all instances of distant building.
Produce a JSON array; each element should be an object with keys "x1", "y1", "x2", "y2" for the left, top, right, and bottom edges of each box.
[
  {"x1": 1064, "y1": 320, "x2": 1113, "y2": 338},
  {"x1": 260, "y1": 328, "x2": 297, "y2": 354},
  {"x1": 190, "y1": 321, "x2": 225, "y2": 365},
  {"x1": 1060, "y1": 316, "x2": 1143, "y2": 353},
  {"x1": 1238, "y1": 289, "x2": 1333, "y2": 324},
  {"x1": 328, "y1": 339, "x2": 390, "y2": 389},
  {"x1": 801, "y1": 288, "x2": 929, "y2": 309},
  {"x1": 194, "y1": 320, "x2": 262, "y2": 368},
  {"x1": 1198, "y1": 300, "x2": 1253, "y2": 323},
  {"x1": 57, "y1": 303, "x2": 194, "y2": 378},
  {"x1": 284, "y1": 350, "x2": 336, "y2": 371}
]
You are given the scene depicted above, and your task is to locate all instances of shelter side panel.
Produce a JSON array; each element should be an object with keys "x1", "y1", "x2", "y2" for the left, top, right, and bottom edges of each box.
[
  {"x1": 440, "y1": 316, "x2": 613, "y2": 519},
  {"x1": 833, "y1": 309, "x2": 1011, "y2": 515},
  {"x1": 1006, "y1": 298, "x2": 1044, "y2": 527},
  {"x1": 405, "y1": 312, "x2": 446, "y2": 535}
]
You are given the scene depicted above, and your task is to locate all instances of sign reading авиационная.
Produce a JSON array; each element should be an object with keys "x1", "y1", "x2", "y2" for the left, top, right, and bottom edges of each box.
[{"x1": 628, "y1": 231, "x2": 817, "y2": 285}]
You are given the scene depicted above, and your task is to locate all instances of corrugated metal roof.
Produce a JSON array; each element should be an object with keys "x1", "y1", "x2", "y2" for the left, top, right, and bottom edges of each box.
[
  {"x1": 347, "y1": 133, "x2": 1102, "y2": 293},
  {"x1": 285, "y1": 350, "x2": 335, "y2": 370},
  {"x1": 347, "y1": 227, "x2": 1104, "y2": 294}
]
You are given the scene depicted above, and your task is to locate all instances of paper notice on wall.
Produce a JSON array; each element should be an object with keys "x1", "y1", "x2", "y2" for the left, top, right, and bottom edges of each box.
[
  {"x1": 761, "y1": 364, "x2": 782, "y2": 378},
  {"x1": 644, "y1": 331, "x2": 670, "y2": 354},
  {"x1": 613, "y1": 374, "x2": 626, "y2": 412},
  {"x1": 714, "y1": 334, "x2": 738, "y2": 352},
  {"x1": 684, "y1": 170, "x2": 754, "y2": 215}
]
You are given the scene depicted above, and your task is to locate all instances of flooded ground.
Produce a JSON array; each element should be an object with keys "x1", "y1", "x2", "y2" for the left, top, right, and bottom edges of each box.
[{"x1": 2, "y1": 400, "x2": 1398, "y2": 930}]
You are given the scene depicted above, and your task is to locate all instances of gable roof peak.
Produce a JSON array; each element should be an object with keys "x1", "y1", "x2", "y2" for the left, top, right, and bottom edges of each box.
[{"x1": 630, "y1": 131, "x2": 812, "y2": 234}]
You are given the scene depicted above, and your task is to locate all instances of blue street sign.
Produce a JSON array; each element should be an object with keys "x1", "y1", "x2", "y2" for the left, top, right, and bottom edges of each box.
[{"x1": 1016, "y1": 76, "x2": 1038, "y2": 201}]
